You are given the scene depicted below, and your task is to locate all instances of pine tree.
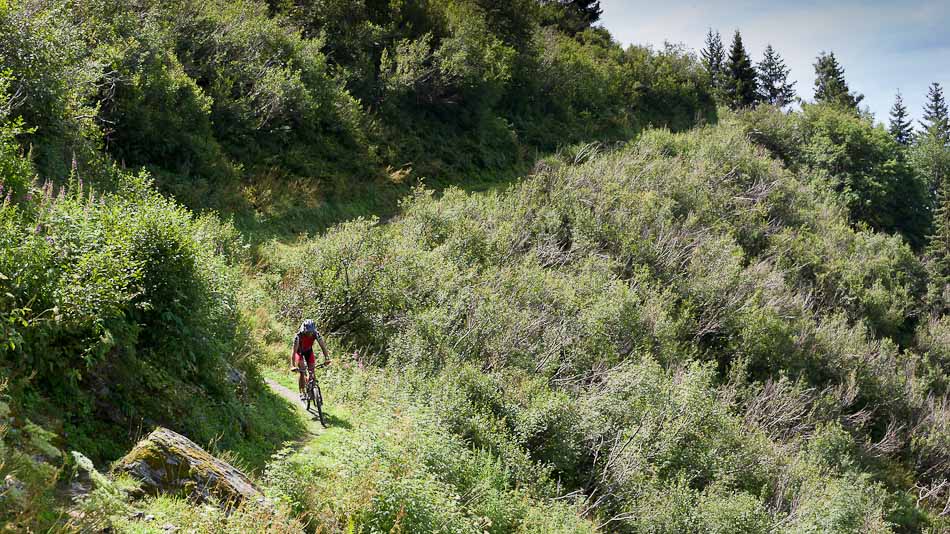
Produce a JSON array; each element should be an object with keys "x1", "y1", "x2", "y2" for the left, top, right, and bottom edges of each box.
[
  {"x1": 724, "y1": 30, "x2": 757, "y2": 109},
  {"x1": 888, "y1": 91, "x2": 914, "y2": 145},
  {"x1": 570, "y1": 0, "x2": 602, "y2": 25},
  {"x1": 926, "y1": 179, "x2": 950, "y2": 312},
  {"x1": 538, "y1": 0, "x2": 602, "y2": 35},
  {"x1": 920, "y1": 82, "x2": 950, "y2": 145},
  {"x1": 756, "y1": 44, "x2": 796, "y2": 107},
  {"x1": 813, "y1": 51, "x2": 863, "y2": 110},
  {"x1": 701, "y1": 29, "x2": 725, "y2": 92}
]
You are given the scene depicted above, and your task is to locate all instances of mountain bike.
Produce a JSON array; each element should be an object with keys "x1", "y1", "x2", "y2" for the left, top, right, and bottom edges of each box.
[{"x1": 293, "y1": 362, "x2": 328, "y2": 427}]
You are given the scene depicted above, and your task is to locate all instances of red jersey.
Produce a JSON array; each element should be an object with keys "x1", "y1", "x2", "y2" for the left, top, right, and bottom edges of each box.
[{"x1": 296, "y1": 332, "x2": 317, "y2": 353}]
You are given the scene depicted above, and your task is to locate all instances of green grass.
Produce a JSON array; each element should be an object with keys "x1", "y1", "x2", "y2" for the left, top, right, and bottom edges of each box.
[
  {"x1": 217, "y1": 383, "x2": 310, "y2": 474},
  {"x1": 108, "y1": 494, "x2": 304, "y2": 533},
  {"x1": 228, "y1": 163, "x2": 530, "y2": 249}
]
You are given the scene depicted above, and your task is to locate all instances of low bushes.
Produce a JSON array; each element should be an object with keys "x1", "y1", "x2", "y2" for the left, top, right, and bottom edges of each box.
[{"x1": 267, "y1": 119, "x2": 949, "y2": 530}]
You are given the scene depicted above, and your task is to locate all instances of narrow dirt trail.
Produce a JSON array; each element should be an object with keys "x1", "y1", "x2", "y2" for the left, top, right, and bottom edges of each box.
[
  {"x1": 265, "y1": 377, "x2": 326, "y2": 434},
  {"x1": 265, "y1": 377, "x2": 302, "y2": 406}
]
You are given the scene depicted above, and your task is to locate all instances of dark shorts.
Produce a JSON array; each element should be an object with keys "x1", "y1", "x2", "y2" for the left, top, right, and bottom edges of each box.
[{"x1": 294, "y1": 348, "x2": 315, "y2": 369}]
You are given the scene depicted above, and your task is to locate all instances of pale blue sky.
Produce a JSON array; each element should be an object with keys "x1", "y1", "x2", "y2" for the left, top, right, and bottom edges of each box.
[{"x1": 599, "y1": 0, "x2": 950, "y2": 126}]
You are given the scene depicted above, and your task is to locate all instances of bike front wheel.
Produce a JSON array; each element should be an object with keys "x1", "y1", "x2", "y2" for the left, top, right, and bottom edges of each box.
[
  {"x1": 305, "y1": 379, "x2": 316, "y2": 410},
  {"x1": 313, "y1": 383, "x2": 326, "y2": 427}
]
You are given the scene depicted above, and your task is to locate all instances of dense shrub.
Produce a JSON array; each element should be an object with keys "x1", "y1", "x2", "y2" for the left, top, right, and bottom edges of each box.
[
  {"x1": 737, "y1": 104, "x2": 932, "y2": 248},
  {"x1": 268, "y1": 119, "x2": 950, "y2": 530},
  {"x1": 2, "y1": 0, "x2": 715, "y2": 205},
  {"x1": 263, "y1": 368, "x2": 595, "y2": 533},
  {"x1": 0, "y1": 129, "x2": 298, "y2": 461}
]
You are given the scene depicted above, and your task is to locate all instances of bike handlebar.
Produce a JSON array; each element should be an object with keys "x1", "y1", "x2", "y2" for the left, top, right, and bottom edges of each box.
[{"x1": 291, "y1": 360, "x2": 331, "y2": 372}]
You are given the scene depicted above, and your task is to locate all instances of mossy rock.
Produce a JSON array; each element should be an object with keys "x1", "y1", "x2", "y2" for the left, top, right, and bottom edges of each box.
[{"x1": 112, "y1": 427, "x2": 260, "y2": 508}]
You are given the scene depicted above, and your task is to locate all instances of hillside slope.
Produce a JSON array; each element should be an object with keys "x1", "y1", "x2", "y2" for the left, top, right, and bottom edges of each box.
[
  {"x1": 0, "y1": 0, "x2": 718, "y2": 529},
  {"x1": 2, "y1": 0, "x2": 950, "y2": 532},
  {"x1": 255, "y1": 118, "x2": 949, "y2": 532}
]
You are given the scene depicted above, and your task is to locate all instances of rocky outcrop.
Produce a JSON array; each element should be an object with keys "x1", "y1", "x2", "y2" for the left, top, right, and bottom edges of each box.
[{"x1": 113, "y1": 427, "x2": 261, "y2": 508}]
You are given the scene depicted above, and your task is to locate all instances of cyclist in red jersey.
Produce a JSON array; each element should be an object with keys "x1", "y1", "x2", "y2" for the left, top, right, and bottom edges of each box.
[{"x1": 291, "y1": 319, "x2": 330, "y2": 399}]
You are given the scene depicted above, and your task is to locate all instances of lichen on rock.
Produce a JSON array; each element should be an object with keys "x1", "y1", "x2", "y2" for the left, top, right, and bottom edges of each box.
[{"x1": 112, "y1": 427, "x2": 261, "y2": 508}]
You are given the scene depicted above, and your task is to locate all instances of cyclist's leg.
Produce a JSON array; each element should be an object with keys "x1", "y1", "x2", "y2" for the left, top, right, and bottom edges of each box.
[
  {"x1": 294, "y1": 353, "x2": 307, "y2": 394},
  {"x1": 306, "y1": 351, "x2": 316, "y2": 380}
]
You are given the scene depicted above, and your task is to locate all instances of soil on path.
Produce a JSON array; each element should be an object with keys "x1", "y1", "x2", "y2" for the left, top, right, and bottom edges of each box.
[
  {"x1": 265, "y1": 377, "x2": 303, "y2": 406},
  {"x1": 265, "y1": 377, "x2": 325, "y2": 432}
]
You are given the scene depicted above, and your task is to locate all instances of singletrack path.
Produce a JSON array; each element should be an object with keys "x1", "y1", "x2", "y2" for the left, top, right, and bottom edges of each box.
[
  {"x1": 265, "y1": 377, "x2": 301, "y2": 406},
  {"x1": 265, "y1": 377, "x2": 326, "y2": 431}
]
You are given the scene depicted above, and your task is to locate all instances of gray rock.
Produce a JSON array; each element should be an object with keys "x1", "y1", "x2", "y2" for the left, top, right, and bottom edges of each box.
[
  {"x1": 112, "y1": 427, "x2": 261, "y2": 509},
  {"x1": 225, "y1": 366, "x2": 247, "y2": 398}
]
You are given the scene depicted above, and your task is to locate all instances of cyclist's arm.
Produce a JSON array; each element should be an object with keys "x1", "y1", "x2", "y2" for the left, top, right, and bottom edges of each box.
[{"x1": 316, "y1": 334, "x2": 330, "y2": 364}]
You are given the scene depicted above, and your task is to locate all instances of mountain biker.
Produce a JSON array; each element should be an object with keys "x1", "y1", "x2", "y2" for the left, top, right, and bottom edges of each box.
[{"x1": 290, "y1": 319, "x2": 330, "y2": 400}]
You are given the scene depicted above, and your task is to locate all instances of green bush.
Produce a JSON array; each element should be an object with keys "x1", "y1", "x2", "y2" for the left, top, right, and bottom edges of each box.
[
  {"x1": 263, "y1": 368, "x2": 595, "y2": 533},
  {"x1": 698, "y1": 490, "x2": 773, "y2": 534},
  {"x1": 268, "y1": 119, "x2": 950, "y2": 528},
  {"x1": 738, "y1": 104, "x2": 932, "y2": 248},
  {"x1": 0, "y1": 148, "x2": 298, "y2": 461}
]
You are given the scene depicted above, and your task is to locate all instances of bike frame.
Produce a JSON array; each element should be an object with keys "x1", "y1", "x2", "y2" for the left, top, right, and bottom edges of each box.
[{"x1": 293, "y1": 361, "x2": 329, "y2": 426}]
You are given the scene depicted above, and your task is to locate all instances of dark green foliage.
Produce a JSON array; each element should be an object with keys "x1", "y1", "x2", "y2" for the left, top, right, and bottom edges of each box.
[
  {"x1": 813, "y1": 51, "x2": 863, "y2": 110},
  {"x1": 889, "y1": 91, "x2": 914, "y2": 145},
  {"x1": 1, "y1": 0, "x2": 716, "y2": 207},
  {"x1": 616, "y1": 42, "x2": 717, "y2": 132},
  {"x1": 800, "y1": 104, "x2": 930, "y2": 247},
  {"x1": 724, "y1": 30, "x2": 757, "y2": 109},
  {"x1": 0, "y1": 132, "x2": 300, "y2": 463},
  {"x1": 503, "y1": 33, "x2": 714, "y2": 153},
  {"x1": 701, "y1": 29, "x2": 725, "y2": 80},
  {"x1": 927, "y1": 181, "x2": 950, "y2": 312},
  {"x1": 0, "y1": 1, "x2": 101, "y2": 180},
  {"x1": 0, "y1": 0, "x2": 371, "y2": 206},
  {"x1": 739, "y1": 104, "x2": 932, "y2": 250},
  {"x1": 0, "y1": 98, "x2": 31, "y2": 205},
  {"x1": 538, "y1": 0, "x2": 602, "y2": 35},
  {"x1": 914, "y1": 84, "x2": 950, "y2": 198},
  {"x1": 701, "y1": 29, "x2": 725, "y2": 100},
  {"x1": 756, "y1": 44, "x2": 795, "y2": 107},
  {"x1": 920, "y1": 82, "x2": 950, "y2": 144},
  {"x1": 911, "y1": 130, "x2": 950, "y2": 198}
]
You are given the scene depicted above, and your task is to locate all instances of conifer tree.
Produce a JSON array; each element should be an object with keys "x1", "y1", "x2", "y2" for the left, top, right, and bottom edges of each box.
[
  {"x1": 914, "y1": 83, "x2": 950, "y2": 196},
  {"x1": 927, "y1": 179, "x2": 950, "y2": 312},
  {"x1": 888, "y1": 91, "x2": 914, "y2": 145},
  {"x1": 724, "y1": 30, "x2": 757, "y2": 109},
  {"x1": 920, "y1": 82, "x2": 950, "y2": 145},
  {"x1": 701, "y1": 29, "x2": 725, "y2": 92},
  {"x1": 813, "y1": 51, "x2": 863, "y2": 110},
  {"x1": 756, "y1": 44, "x2": 796, "y2": 107},
  {"x1": 571, "y1": 0, "x2": 602, "y2": 25},
  {"x1": 539, "y1": 0, "x2": 602, "y2": 35}
]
